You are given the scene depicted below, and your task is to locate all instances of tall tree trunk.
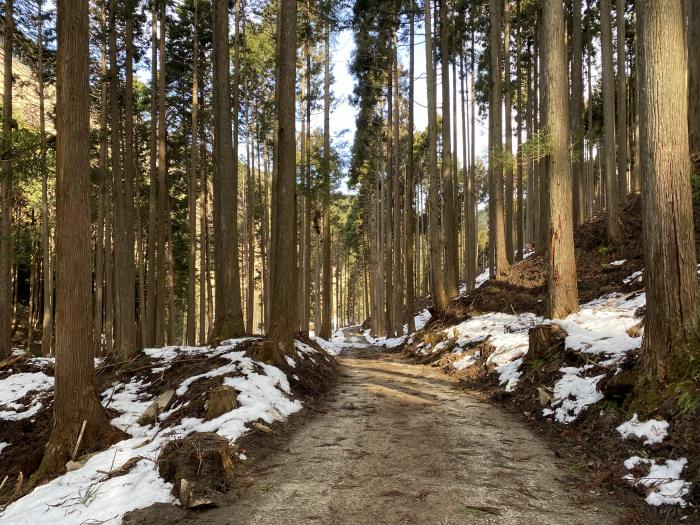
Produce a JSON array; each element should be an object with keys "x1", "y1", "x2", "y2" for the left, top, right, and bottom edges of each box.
[
  {"x1": 601, "y1": 0, "x2": 623, "y2": 243},
  {"x1": 571, "y1": 0, "x2": 585, "y2": 226},
  {"x1": 145, "y1": 0, "x2": 158, "y2": 348},
  {"x1": 187, "y1": 2, "x2": 199, "y2": 345},
  {"x1": 122, "y1": 9, "x2": 137, "y2": 357},
  {"x1": 425, "y1": 0, "x2": 448, "y2": 314},
  {"x1": 0, "y1": 0, "x2": 14, "y2": 359},
  {"x1": 94, "y1": 0, "x2": 107, "y2": 354},
  {"x1": 392, "y1": 31, "x2": 402, "y2": 335},
  {"x1": 384, "y1": 61, "x2": 394, "y2": 337},
  {"x1": 515, "y1": 0, "x2": 524, "y2": 260},
  {"x1": 211, "y1": 0, "x2": 245, "y2": 341},
  {"x1": 405, "y1": 1, "x2": 416, "y2": 332},
  {"x1": 108, "y1": 0, "x2": 126, "y2": 356},
  {"x1": 504, "y1": 2, "x2": 514, "y2": 264},
  {"x1": 468, "y1": 31, "x2": 477, "y2": 288},
  {"x1": 489, "y1": 0, "x2": 511, "y2": 279},
  {"x1": 542, "y1": 0, "x2": 580, "y2": 319},
  {"x1": 638, "y1": 0, "x2": 700, "y2": 386},
  {"x1": 268, "y1": 0, "x2": 298, "y2": 349},
  {"x1": 320, "y1": 25, "x2": 333, "y2": 340},
  {"x1": 439, "y1": 0, "x2": 459, "y2": 297},
  {"x1": 689, "y1": 0, "x2": 700, "y2": 172},
  {"x1": 616, "y1": 0, "x2": 628, "y2": 202},
  {"x1": 155, "y1": 1, "x2": 169, "y2": 346},
  {"x1": 35, "y1": 0, "x2": 112, "y2": 479},
  {"x1": 38, "y1": 0, "x2": 52, "y2": 355}
]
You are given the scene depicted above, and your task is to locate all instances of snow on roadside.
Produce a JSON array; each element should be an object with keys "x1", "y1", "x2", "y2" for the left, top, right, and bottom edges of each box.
[
  {"x1": 0, "y1": 370, "x2": 54, "y2": 421},
  {"x1": 623, "y1": 456, "x2": 692, "y2": 507},
  {"x1": 548, "y1": 366, "x2": 605, "y2": 423},
  {"x1": 0, "y1": 337, "x2": 325, "y2": 525},
  {"x1": 617, "y1": 414, "x2": 669, "y2": 445}
]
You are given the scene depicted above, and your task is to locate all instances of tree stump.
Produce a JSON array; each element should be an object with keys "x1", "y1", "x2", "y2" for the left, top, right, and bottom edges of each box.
[
  {"x1": 246, "y1": 340, "x2": 289, "y2": 369},
  {"x1": 205, "y1": 385, "x2": 238, "y2": 421},
  {"x1": 526, "y1": 324, "x2": 567, "y2": 362},
  {"x1": 158, "y1": 433, "x2": 236, "y2": 508}
]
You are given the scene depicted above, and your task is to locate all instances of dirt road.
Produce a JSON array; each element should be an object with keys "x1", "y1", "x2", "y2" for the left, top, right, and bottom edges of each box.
[{"x1": 163, "y1": 336, "x2": 619, "y2": 525}]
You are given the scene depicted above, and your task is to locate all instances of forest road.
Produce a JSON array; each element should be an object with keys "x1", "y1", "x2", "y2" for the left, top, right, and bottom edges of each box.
[{"x1": 171, "y1": 333, "x2": 620, "y2": 525}]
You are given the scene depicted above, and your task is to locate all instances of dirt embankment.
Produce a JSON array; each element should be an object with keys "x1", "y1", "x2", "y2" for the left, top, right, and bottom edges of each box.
[{"x1": 400, "y1": 195, "x2": 700, "y2": 524}]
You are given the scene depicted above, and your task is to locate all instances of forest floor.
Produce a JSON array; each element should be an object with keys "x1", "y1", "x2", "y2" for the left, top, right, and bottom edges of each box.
[{"x1": 124, "y1": 327, "x2": 622, "y2": 525}]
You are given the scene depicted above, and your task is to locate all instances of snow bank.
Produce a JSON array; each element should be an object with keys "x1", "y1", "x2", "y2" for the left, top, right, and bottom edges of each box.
[
  {"x1": 617, "y1": 414, "x2": 669, "y2": 445},
  {"x1": 0, "y1": 337, "x2": 322, "y2": 525},
  {"x1": 549, "y1": 367, "x2": 605, "y2": 423},
  {"x1": 0, "y1": 370, "x2": 54, "y2": 421},
  {"x1": 445, "y1": 312, "x2": 542, "y2": 390},
  {"x1": 623, "y1": 456, "x2": 691, "y2": 507}
]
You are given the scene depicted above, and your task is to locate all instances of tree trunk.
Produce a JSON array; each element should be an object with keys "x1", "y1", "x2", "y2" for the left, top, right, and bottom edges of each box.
[
  {"x1": 211, "y1": 0, "x2": 245, "y2": 342},
  {"x1": 571, "y1": 0, "x2": 585, "y2": 226},
  {"x1": 425, "y1": 0, "x2": 448, "y2": 314},
  {"x1": 187, "y1": 3, "x2": 199, "y2": 346},
  {"x1": 541, "y1": 0, "x2": 580, "y2": 319},
  {"x1": 616, "y1": 0, "x2": 628, "y2": 202},
  {"x1": 35, "y1": 0, "x2": 113, "y2": 480},
  {"x1": 515, "y1": 0, "x2": 524, "y2": 260},
  {"x1": 38, "y1": 0, "x2": 52, "y2": 355},
  {"x1": 0, "y1": 0, "x2": 14, "y2": 359},
  {"x1": 320, "y1": 25, "x2": 333, "y2": 340},
  {"x1": 267, "y1": 0, "x2": 298, "y2": 350},
  {"x1": 405, "y1": 2, "x2": 416, "y2": 332},
  {"x1": 689, "y1": 0, "x2": 700, "y2": 172},
  {"x1": 122, "y1": 8, "x2": 137, "y2": 357},
  {"x1": 439, "y1": 0, "x2": 459, "y2": 297},
  {"x1": 601, "y1": 0, "x2": 623, "y2": 243},
  {"x1": 392, "y1": 32, "x2": 402, "y2": 335},
  {"x1": 504, "y1": 3, "x2": 514, "y2": 265},
  {"x1": 489, "y1": 0, "x2": 511, "y2": 279},
  {"x1": 638, "y1": 0, "x2": 700, "y2": 386},
  {"x1": 155, "y1": 1, "x2": 169, "y2": 346},
  {"x1": 145, "y1": 0, "x2": 158, "y2": 348}
]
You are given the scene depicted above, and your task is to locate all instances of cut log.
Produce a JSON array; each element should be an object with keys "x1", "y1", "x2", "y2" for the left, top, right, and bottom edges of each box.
[
  {"x1": 205, "y1": 385, "x2": 238, "y2": 421},
  {"x1": 158, "y1": 432, "x2": 236, "y2": 508},
  {"x1": 526, "y1": 324, "x2": 567, "y2": 362},
  {"x1": 137, "y1": 389, "x2": 175, "y2": 426}
]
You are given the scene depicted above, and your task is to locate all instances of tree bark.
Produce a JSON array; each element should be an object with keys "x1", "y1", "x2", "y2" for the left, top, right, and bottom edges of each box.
[
  {"x1": 489, "y1": 0, "x2": 511, "y2": 279},
  {"x1": 35, "y1": 0, "x2": 113, "y2": 479},
  {"x1": 211, "y1": 0, "x2": 245, "y2": 342},
  {"x1": 504, "y1": 2, "x2": 514, "y2": 265},
  {"x1": 187, "y1": 2, "x2": 199, "y2": 346},
  {"x1": 0, "y1": 0, "x2": 14, "y2": 359},
  {"x1": 439, "y1": 0, "x2": 459, "y2": 297},
  {"x1": 38, "y1": 0, "x2": 52, "y2": 355},
  {"x1": 155, "y1": 1, "x2": 168, "y2": 346},
  {"x1": 571, "y1": 0, "x2": 585, "y2": 226},
  {"x1": 515, "y1": 0, "x2": 524, "y2": 260},
  {"x1": 638, "y1": 0, "x2": 700, "y2": 386},
  {"x1": 616, "y1": 0, "x2": 628, "y2": 202},
  {"x1": 601, "y1": 0, "x2": 623, "y2": 243},
  {"x1": 541, "y1": 0, "x2": 580, "y2": 319},
  {"x1": 425, "y1": 0, "x2": 448, "y2": 314},
  {"x1": 121, "y1": 6, "x2": 137, "y2": 358},
  {"x1": 689, "y1": 0, "x2": 700, "y2": 172},
  {"x1": 267, "y1": 0, "x2": 298, "y2": 350},
  {"x1": 145, "y1": 0, "x2": 158, "y2": 348},
  {"x1": 320, "y1": 24, "x2": 333, "y2": 340},
  {"x1": 405, "y1": 2, "x2": 416, "y2": 333}
]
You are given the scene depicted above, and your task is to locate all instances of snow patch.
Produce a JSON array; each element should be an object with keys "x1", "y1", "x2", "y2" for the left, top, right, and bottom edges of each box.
[
  {"x1": 617, "y1": 414, "x2": 669, "y2": 445},
  {"x1": 548, "y1": 367, "x2": 605, "y2": 424},
  {"x1": 623, "y1": 456, "x2": 691, "y2": 507}
]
